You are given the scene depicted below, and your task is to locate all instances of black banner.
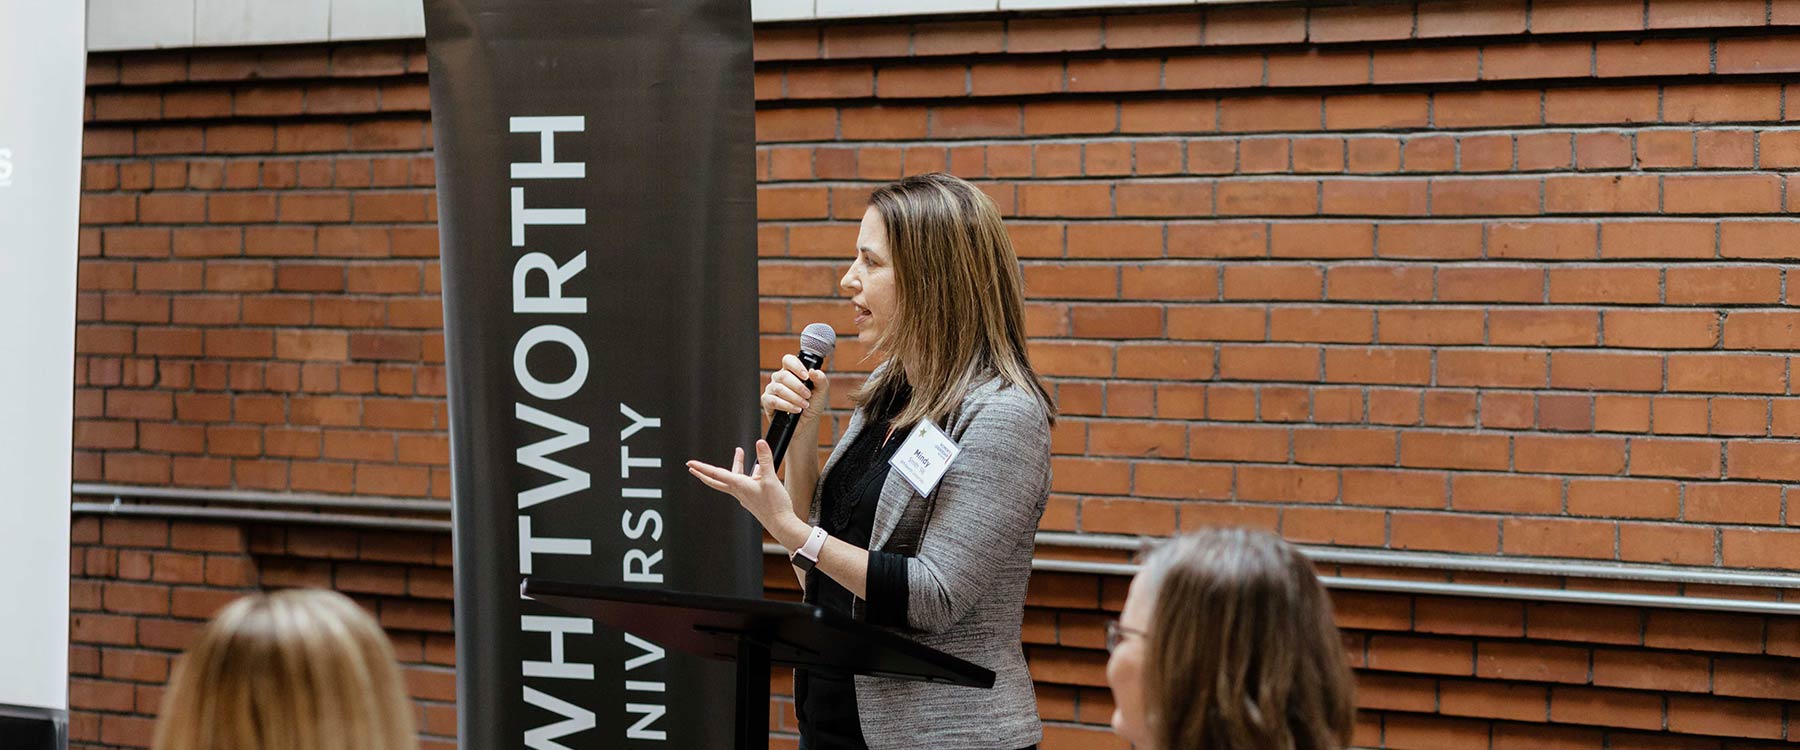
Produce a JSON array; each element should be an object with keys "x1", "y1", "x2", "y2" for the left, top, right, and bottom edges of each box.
[{"x1": 421, "y1": 2, "x2": 763, "y2": 748}]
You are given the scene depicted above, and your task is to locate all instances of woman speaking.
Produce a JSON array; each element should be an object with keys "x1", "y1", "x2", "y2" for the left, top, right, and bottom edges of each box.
[{"x1": 687, "y1": 172, "x2": 1054, "y2": 750}]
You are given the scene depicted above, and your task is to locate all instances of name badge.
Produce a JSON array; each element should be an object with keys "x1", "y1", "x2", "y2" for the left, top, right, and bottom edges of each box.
[{"x1": 889, "y1": 420, "x2": 961, "y2": 497}]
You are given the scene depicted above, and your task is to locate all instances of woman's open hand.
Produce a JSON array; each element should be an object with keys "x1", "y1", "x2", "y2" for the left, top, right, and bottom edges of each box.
[{"x1": 686, "y1": 439, "x2": 798, "y2": 533}]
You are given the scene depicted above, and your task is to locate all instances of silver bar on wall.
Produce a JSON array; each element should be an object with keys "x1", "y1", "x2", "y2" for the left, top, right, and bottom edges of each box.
[
  {"x1": 72, "y1": 482, "x2": 451, "y2": 513},
  {"x1": 1319, "y1": 575, "x2": 1800, "y2": 617},
  {"x1": 782, "y1": 544, "x2": 1800, "y2": 617},
  {"x1": 69, "y1": 489, "x2": 1800, "y2": 613},
  {"x1": 1031, "y1": 531, "x2": 1800, "y2": 590},
  {"x1": 69, "y1": 502, "x2": 453, "y2": 533}
]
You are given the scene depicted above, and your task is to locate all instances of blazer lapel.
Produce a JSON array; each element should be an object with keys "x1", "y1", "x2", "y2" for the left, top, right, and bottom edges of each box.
[
  {"x1": 868, "y1": 469, "x2": 915, "y2": 552},
  {"x1": 866, "y1": 378, "x2": 995, "y2": 551}
]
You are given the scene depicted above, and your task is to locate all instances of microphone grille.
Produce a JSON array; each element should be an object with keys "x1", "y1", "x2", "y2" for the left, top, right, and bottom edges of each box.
[{"x1": 799, "y1": 323, "x2": 838, "y2": 358}]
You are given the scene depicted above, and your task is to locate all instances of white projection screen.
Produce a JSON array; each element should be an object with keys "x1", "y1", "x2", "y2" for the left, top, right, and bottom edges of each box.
[{"x1": 0, "y1": 0, "x2": 85, "y2": 743}]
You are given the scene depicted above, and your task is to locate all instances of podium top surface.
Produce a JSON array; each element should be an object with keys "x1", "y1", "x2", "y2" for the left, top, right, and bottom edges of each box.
[{"x1": 523, "y1": 578, "x2": 995, "y2": 689}]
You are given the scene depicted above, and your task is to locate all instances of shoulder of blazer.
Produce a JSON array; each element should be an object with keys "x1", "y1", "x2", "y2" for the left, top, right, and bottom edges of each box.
[{"x1": 944, "y1": 376, "x2": 1049, "y2": 441}]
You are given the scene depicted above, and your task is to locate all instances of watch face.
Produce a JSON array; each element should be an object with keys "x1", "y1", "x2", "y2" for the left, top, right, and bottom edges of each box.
[{"x1": 791, "y1": 553, "x2": 817, "y2": 572}]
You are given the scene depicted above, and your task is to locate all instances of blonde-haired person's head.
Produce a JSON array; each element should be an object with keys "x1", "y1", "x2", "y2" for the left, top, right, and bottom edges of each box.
[
  {"x1": 1106, "y1": 528, "x2": 1355, "y2": 750},
  {"x1": 152, "y1": 588, "x2": 418, "y2": 750},
  {"x1": 847, "y1": 171, "x2": 1054, "y2": 429}
]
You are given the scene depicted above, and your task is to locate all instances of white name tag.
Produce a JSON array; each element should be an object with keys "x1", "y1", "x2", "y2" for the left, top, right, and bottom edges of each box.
[{"x1": 889, "y1": 420, "x2": 961, "y2": 497}]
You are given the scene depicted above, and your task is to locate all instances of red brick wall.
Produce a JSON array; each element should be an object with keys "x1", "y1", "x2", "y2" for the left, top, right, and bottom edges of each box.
[
  {"x1": 751, "y1": 3, "x2": 1800, "y2": 572},
  {"x1": 76, "y1": 42, "x2": 444, "y2": 498},
  {"x1": 69, "y1": 1, "x2": 1800, "y2": 748}
]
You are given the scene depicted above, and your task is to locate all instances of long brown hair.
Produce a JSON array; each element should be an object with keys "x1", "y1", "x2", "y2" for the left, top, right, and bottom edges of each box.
[
  {"x1": 859, "y1": 172, "x2": 1053, "y2": 427},
  {"x1": 1138, "y1": 528, "x2": 1355, "y2": 750},
  {"x1": 152, "y1": 589, "x2": 419, "y2": 750}
]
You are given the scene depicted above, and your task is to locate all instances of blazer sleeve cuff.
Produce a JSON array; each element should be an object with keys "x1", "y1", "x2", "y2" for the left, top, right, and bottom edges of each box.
[{"x1": 863, "y1": 549, "x2": 911, "y2": 627}]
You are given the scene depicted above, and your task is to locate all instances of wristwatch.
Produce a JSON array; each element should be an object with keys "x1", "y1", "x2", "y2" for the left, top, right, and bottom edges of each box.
[{"x1": 790, "y1": 526, "x2": 828, "y2": 572}]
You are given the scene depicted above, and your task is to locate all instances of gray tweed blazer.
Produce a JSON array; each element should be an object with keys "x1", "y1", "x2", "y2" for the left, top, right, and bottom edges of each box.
[{"x1": 804, "y1": 373, "x2": 1052, "y2": 750}]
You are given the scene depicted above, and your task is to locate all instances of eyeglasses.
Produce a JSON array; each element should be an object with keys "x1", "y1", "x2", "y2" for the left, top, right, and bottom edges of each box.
[{"x1": 1105, "y1": 620, "x2": 1148, "y2": 652}]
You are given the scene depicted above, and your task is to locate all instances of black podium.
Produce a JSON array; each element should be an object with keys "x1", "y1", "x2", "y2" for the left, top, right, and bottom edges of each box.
[{"x1": 522, "y1": 578, "x2": 995, "y2": 750}]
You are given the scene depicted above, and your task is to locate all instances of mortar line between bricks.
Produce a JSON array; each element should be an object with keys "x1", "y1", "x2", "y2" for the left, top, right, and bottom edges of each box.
[
  {"x1": 762, "y1": 213, "x2": 1800, "y2": 224},
  {"x1": 751, "y1": 43, "x2": 1800, "y2": 80},
  {"x1": 755, "y1": 124, "x2": 1800, "y2": 151},
  {"x1": 756, "y1": 167, "x2": 1800, "y2": 183},
  {"x1": 756, "y1": 219, "x2": 1800, "y2": 233},
  {"x1": 754, "y1": 179, "x2": 1800, "y2": 202},
  {"x1": 776, "y1": 294, "x2": 1800, "y2": 315},
  {"x1": 83, "y1": 148, "x2": 436, "y2": 160},
  {"x1": 760, "y1": 219, "x2": 1800, "y2": 234}
]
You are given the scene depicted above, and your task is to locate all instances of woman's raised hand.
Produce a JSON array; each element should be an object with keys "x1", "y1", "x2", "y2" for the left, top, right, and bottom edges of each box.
[{"x1": 761, "y1": 353, "x2": 830, "y2": 423}]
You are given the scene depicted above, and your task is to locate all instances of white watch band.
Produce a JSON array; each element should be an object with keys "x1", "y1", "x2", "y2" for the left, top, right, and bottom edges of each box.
[{"x1": 794, "y1": 525, "x2": 828, "y2": 564}]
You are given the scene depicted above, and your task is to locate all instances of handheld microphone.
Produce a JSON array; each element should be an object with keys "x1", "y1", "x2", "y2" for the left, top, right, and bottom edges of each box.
[{"x1": 766, "y1": 323, "x2": 837, "y2": 471}]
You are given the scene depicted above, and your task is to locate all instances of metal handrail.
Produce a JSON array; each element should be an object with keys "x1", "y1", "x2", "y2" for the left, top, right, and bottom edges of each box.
[
  {"x1": 70, "y1": 501, "x2": 451, "y2": 532},
  {"x1": 68, "y1": 484, "x2": 1800, "y2": 614},
  {"x1": 1318, "y1": 575, "x2": 1800, "y2": 616},
  {"x1": 765, "y1": 543, "x2": 1800, "y2": 616},
  {"x1": 1032, "y1": 531, "x2": 1800, "y2": 590},
  {"x1": 72, "y1": 482, "x2": 450, "y2": 514},
  {"x1": 1032, "y1": 559, "x2": 1800, "y2": 616}
]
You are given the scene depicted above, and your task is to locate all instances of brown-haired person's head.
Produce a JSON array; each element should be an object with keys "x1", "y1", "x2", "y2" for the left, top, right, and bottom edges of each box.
[
  {"x1": 1105, "y1": 528, "x2": 1355, "y2": 750},
  {"x1": 152, "y1": 589, "x2": 418, "y2": 750},
  {"x1": 844, "y1": 172, "x2": 1053, "y2": 428}
]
